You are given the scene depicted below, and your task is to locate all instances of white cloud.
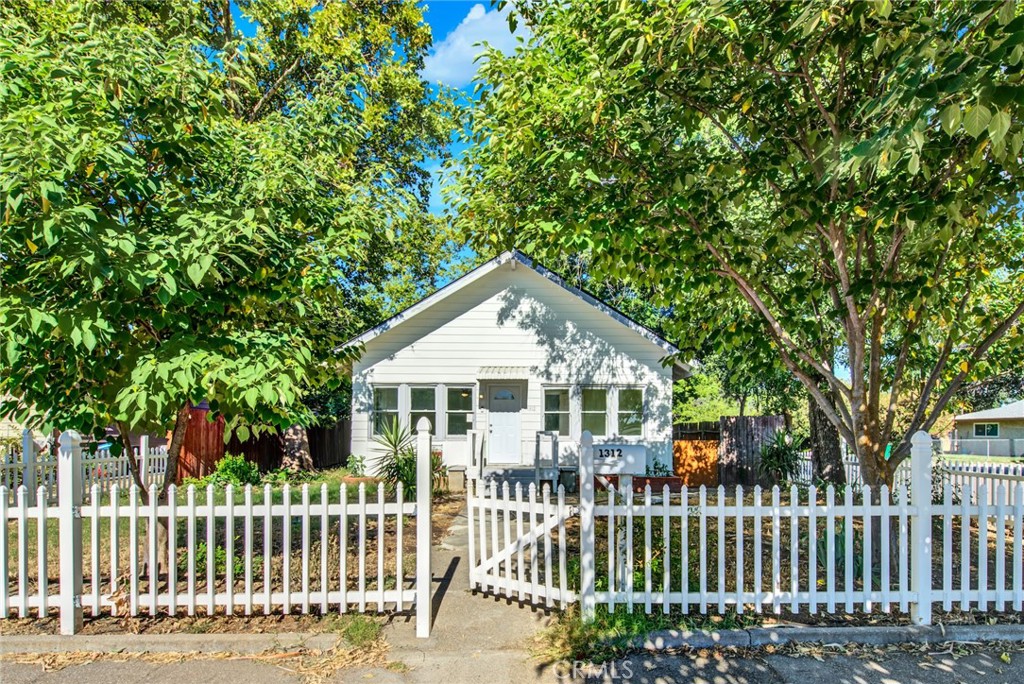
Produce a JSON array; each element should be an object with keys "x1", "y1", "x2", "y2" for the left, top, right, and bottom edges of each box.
[{"x1": 422, "y1": 3, "x2": 527, "y2": 88}]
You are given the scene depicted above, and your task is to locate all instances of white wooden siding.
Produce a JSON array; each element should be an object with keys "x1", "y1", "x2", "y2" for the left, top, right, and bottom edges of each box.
[{"x1": 350, "y1": 262, "x2": 674, "y2": 470}]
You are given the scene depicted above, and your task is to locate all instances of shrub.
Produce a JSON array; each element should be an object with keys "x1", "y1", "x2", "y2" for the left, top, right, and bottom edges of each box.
[
  {"x1": 208, "y1": 453, "x2": 261, "y2": 487},
  {"x1": 431, "y1": 450, "x2": 449, "y2": 494},
  {"x1": 347, "y1": 454, "x2": 366, "y2": 477},
  {"x1": 645, "y1": 460, "x2": 672, "y2": 477},
  {"x1": 757, "y1": 431, "x2": 801, "y2": 485},
  {"x1": 374, "y1": 419, "x2": 449, "y2": 500}
]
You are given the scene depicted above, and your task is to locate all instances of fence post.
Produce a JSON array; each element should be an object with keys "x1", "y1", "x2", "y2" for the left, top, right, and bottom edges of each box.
[
  {"x1": 138, "y1": 434, "x2": 150, "y2": 486},
  {"x1": 58, "y1": 430, "x2": 84, "y2": 634},
  {"x1": 909, "y1": 430, "x2": 933, "y2": 626},
  {"x1": 579, "y1": 430, "x2": 596, "y2": 622},
  {"x1": 415, "y1": 417, "x2": 433, "y2": 638},
  {"x1": 22, "y1": 429, "x2": 37, "y2": 507}
]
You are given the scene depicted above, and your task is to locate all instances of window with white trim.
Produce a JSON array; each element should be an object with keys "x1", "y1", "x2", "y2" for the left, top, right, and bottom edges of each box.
[
  {"x1": 372, "y1": 387, "x2": 398, "y2": 435},
  {"x1": 617, "y1": 388, "x2": 643, "y2": 436},
  {"x1": 974, "y1": 423, "x2": 999, "y2": 437},
  {"x1": 446, "y1": 387, "x2": 473, "y2": 436},
  {"x1": 544, "y1": 389, "x2": 570, "y2": 436},
  {"x1": 581, "y1": 388, "x2": 607, "y2": 437},
  {"x1": 410, "y1": 387, "x2": 436, "y2": 434}
]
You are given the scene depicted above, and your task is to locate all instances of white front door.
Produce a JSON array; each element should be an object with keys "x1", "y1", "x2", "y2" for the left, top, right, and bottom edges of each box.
[{"x1": 487, "y1": 385, "x2": 522, "y2": 464}]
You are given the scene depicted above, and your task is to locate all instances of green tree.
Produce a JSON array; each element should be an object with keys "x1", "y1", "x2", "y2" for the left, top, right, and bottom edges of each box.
[
  {"x1": 456, "y1": 0, "x2": 1024, "y2": 488},
  {"x1": 0, "y1": 0, "x2": 455, "y2": 498}
]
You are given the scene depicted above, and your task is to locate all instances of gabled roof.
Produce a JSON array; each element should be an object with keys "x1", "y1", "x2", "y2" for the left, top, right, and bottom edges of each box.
[
  {"x1": 956, "y1": 399, "x2": 1024, "y2": 422},
  {"x1": 343, "y1": 250, "x2": 691, "y2": 373}
]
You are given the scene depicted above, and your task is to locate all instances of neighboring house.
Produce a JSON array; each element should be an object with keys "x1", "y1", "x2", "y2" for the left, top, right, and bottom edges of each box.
[
  {"x1": 345, "y1": 251, "x2": 690, "y2": 484},
  {"x1": 953, "y1": 399, "x2": 1024, "y2": 457}
]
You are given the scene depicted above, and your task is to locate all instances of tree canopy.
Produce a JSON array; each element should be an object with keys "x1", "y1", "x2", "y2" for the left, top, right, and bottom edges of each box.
[
  {"x1": 0, "y1": 0, "x2": 456, "y2": 489},
  {"x1": 456, "y1": 0, "x2": 1024, "y2": 486}
]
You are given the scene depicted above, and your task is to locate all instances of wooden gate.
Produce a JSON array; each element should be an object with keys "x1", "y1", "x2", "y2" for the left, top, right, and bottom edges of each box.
[{"x1": 467, "y1": 480, "x2": 576, "y2": 608}]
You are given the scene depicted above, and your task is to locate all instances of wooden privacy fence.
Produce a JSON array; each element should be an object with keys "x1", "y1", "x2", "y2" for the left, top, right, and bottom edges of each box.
[
  {"x1": 718, "y1": 415, "x2": 786, "y2": 487},
  {"x1": 469, "y1": 431, "x2": 1024, "y2": 626},
  {"x1": 1, "y1": 421, "x2": 436, "y2": 637},
  {"x1": 1, "y1": 431, "x2": 168, "y2": 506}
]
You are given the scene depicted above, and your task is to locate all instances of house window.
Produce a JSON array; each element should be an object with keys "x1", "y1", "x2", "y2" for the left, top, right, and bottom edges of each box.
[
  {"x1": 974, "y1": 423, "x2": 999, "y2": 438},
  {"x1": 446, "y1": 387, "x2": 473, "y2": 436},
  {"x1": 581, "y1": 388, "x2": 607, "y2": 436},
  {"x1": 372, "y1": 387, "x2": 399, "y2": 434},
  {"x1": 410, "y1": 387, "x2": 436, "y2": 434},
  {"x1": 617, "y1": 388, "x2": 643, "y2": 436},
  {"x1": 544, "y1": 389, "x2": 570, "y2": 436}
]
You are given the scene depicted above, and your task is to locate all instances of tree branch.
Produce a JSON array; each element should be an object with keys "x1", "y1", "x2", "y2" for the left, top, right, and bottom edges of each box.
[{"x1": 249, "y1": 57, "x2": 301, "y2": 121}]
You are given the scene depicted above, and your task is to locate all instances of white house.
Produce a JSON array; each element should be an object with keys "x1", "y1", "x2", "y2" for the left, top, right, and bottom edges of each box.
[{"x1": 345, "y1": 251, "x2": 689, "y2": 485}]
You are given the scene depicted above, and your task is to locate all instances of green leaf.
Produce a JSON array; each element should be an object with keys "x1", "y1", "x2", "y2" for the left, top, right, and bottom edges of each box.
[
  {"x1": 988, "y1": 110, "x2": 1011, "y2": 145},
  {"x1": 186, "y1": 261, "x2": 204, "y2": 286},
  {"x1": 82, "y1": 327, "x2": 97, "y2": 352},
  {"x1": 963, "y1": 104, "x2": 992, "y2": 138},
  {"x1": 939, "y1": 104, "x2": 961, "y2": 135},
  {"x1": 908, "y1": 153, "x2": 920, "y2": 176}
]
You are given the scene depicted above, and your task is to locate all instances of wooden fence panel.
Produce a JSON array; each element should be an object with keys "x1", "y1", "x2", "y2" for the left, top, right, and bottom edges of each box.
[
  {"x1": 308, "y1": 420, "x2": 350, "y2": 469},
  {"x1": 718, "y1": 416, "x2": 786, "y2": 488},
  {"x1": 673, "y1": 440, "x2": 719, "y2": 487}
]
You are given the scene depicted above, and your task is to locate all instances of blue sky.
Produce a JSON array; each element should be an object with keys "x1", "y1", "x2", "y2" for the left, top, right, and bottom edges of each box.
[
  {"x1": 418, "y1": 2, "x2": 526, "y2": 214},
  {"x1": 234, "y1": 2, "x2": 523, "y2": 215}
]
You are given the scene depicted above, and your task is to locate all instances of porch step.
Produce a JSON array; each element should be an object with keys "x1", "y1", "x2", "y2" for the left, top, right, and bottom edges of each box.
[{"x1": 478, "y1": 468, "x2": 547, "y2": 489}]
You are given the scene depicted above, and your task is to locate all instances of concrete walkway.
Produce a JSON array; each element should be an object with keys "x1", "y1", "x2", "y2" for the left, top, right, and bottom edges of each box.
[{"x1": 383, "y1": 500, "x2": 558, "y2": 681}]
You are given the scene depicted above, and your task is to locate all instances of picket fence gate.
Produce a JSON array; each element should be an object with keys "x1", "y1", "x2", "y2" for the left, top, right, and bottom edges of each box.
[
  {"x1": 468, "y1": 480, "x2": 577, "y2": 608},
  {"x1": 469, "y1": 432, "x2": 1024, "y2": 625},
  {"x1": 1, "y1": 431, "x2": 168, "y2": 506},
  {"x1": 1, "y1": 422, "x2": 437, "y2": 637}
]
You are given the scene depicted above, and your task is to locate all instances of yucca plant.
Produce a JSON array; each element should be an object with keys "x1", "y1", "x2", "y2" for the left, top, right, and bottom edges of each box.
[
  {"x1": 373, "y1": 418, "x2": 449, "y2": 501},
  {"x1": 757, "y1": 431, "x2": 802, "y2": 486}
]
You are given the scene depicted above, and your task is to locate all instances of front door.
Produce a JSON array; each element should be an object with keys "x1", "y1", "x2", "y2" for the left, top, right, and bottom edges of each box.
[{"x1": 487, "y1": 384, "x2": 522, "y2": 464}]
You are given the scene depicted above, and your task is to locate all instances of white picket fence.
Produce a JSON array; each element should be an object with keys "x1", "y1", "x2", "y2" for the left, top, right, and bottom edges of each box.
[
  {"x1": 795, "y1": 450, "x2": 910, "y2": 490},
  {"x1": 1, "y1": 424, "x2": 436, "y2": 636},
  {"x1": 949, "y1": 438, "x2": 1024, "y2": 458},
  {"x1": 470, "y1": 432, "x2": 1024, "y2": 625},
  {"x1": 1, "y1": 431, "x2": 168, "y2": 505},
  {"x1": 796, "y1": 450, "x2": 1024, "y2": 506}
]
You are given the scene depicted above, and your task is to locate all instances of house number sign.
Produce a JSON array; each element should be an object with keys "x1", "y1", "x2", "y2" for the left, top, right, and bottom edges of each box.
[{"x1": 591, "y1": 443, "x2": 646, "y2": 475}]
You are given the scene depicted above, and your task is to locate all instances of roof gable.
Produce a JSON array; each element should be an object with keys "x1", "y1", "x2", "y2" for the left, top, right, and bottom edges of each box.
[{"x1": 344, "y1": 251, "x2": 689, "y2": 372}]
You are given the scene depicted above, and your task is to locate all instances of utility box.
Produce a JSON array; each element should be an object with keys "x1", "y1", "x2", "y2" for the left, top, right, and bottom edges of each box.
[{"x1": 447, "y1": 466, "x2": 466, "y2": 492}]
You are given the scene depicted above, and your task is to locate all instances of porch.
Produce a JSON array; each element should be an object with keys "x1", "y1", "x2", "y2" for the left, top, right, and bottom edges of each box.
[{"x1": 465, "y1": 430, "x2": 579, "y2": 492}]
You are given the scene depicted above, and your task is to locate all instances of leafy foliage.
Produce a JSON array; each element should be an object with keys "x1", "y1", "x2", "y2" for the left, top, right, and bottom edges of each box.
[
  {"x1": 456, "y1": 0, "x2": 1024, "y2": 487},
  {"x1": 0, "y1": 0, "x2": 457, "y2": 495}
]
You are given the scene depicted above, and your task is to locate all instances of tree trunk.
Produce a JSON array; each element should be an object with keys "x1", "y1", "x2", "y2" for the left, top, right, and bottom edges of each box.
[
  {"x1": 281, "y1": 424, "x2": 314, "y2": 471},
  {"x1": 123, "y1": 403, "x2": 190, "y2": 583},
  {"x1": 808, "y1": 393, "x2": 845, "y2": 486}
]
